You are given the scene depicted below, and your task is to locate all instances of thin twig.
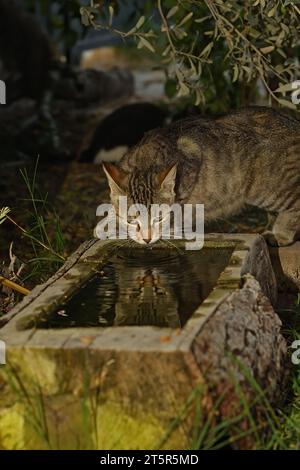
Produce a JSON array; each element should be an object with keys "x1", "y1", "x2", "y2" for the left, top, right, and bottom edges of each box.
[
  {"x1": 157, "y1": 0, "x2": 177, "y2": 58},
  {"x1": 0, "y1": 275, "x2": 30, "y2": 296}
]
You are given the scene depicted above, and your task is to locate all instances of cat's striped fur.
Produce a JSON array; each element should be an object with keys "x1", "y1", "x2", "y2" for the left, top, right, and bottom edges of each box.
[{"x1": 104, "y1": 106, "x2": 300, "y2": 246}]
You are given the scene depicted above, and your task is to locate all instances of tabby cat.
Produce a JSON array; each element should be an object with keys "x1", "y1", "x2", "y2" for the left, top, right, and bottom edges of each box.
[{"x1": 102, "y1": 106, "x2": 300, "y2": 246}]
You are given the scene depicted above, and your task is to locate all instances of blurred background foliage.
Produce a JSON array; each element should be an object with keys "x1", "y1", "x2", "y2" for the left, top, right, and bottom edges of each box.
[
  {"x1": 79, "y1": 0, "x2": 300, "y2": 112},
  {"x1": 23, "y1": 0, "x2": 87, "y2": 63}
]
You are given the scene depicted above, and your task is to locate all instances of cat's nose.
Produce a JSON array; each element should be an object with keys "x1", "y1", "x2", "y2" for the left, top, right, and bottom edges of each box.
[{"x1": 141, "y1": 228, "x2": 152, "y2": 244}]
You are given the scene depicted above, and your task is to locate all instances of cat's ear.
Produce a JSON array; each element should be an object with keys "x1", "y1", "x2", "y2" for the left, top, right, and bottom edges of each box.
[
  {"x1": 157, "y1": 164, "x2": 177, "y2": 192},
  {"x1": 102, "y1": 163, "x2": 127, "y2": 195}
]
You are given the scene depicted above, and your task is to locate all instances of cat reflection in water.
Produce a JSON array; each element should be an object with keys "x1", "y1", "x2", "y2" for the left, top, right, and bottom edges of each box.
[
  {"x1": 96, "y1": 249, "x2": 222, "y2": 329},
  {"x1": 113, "y1": 268, "x2": 181, "y2": 328}
]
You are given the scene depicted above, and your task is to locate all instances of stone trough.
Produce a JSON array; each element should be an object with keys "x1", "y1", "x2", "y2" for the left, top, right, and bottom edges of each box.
[{"x1": 0, "y1": 234, "x2": 287, "y2": 449}]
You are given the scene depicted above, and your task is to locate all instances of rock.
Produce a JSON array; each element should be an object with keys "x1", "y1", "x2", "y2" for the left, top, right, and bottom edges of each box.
[
  {"x1": 192, "y1": 276, "x2": 288, "y2": 449},
  {"x1": 241, "y1": 234, "x2": 278, "y2": 305}
]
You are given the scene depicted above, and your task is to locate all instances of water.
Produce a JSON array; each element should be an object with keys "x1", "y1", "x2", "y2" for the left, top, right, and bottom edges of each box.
[{"x1": 33, "y1": 246, "x2": 233, "y2": 329}]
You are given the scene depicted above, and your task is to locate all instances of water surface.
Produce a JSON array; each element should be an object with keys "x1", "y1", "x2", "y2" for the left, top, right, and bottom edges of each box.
[{"x1": 34, "y1": 246, "x2": 233, "y2": 329}]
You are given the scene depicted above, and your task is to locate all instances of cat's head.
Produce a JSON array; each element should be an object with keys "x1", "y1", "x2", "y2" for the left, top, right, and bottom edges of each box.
[{"x1": 103, "y1": 162, "x2": 177, "y2": 244}]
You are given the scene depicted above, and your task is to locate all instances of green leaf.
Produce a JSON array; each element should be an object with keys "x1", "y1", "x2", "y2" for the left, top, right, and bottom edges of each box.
[
  {"x1": 277, "y1": 98, "x2": 297, "y2": 110},
  {"x1": 260, "y1": 45, "x2": 275, "y2": 54},
  {"x1": 232, "y1": 64, "x2": 239, "y2": 83},
  {"x1": 195, "y1": 88, "x2": 203, "y2": 106},
  {"x1": 249, "y1": 28, "x2": 261, "y2": 39},
  {"x1": 280, "y1": 23, "x2": 290, "y2": 34},
  {"x1": 275, "y1": 82, "x2": 296, "y2": 93},
  {"x1": 80, "y1": 7, "x2": 90, "y2": 26},
  {"x1": 162, "y1": 45, "x2": 171, "y2": 57},
  {"x1": 178, "y1": 12, "x2": 193, "y2": 28},
  {"x1": 200, "y1": 42, "x2": 213, "y2": 57},
  {"x1": 136, "y1": 15, "x2": 145, "y2": 29},
  {"x1": 109, "y1": 5, "x2": 114, "y2": 27},
  {"x1": 195, "y1": 15, "x2": 211, "y2": 24},
  {"x1": 267, "y1": 6, "x2": 276, "y2": 17},
  {"x1": 173, "y1": 27, "x2": 187, "y2": 39},
  {"x1": 177, "y1": 81, "x2": 190, "y2": 97},
  {"x1": 275, "y1": 64, "x2": 284, "y2": 73},
  {"x1": 139, "y1": 37, "x2": 155, "y2": 53},
  {"x1": 167, "y1": 6, "x2": 179, "y2": 19},
  {"x1": 276, "y1": 48, "x2": 287, "y2": 59},
  {"x1": 126, "y1": 26, "x2": 138, "y2": 36}
]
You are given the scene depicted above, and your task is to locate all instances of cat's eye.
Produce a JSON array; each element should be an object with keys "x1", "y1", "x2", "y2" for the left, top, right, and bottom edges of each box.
[{"x1": 129, "y1": 211, "x2": 140, "y2": 219}]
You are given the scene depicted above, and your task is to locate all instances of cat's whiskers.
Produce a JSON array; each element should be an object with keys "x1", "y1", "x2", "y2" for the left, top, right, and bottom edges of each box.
[{"x1": 160, "y1": 238, "x2": 184, "y2": 255}]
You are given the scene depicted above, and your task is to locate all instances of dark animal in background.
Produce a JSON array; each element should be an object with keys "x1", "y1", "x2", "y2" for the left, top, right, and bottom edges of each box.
[{"x1": 78, "y1": 102, "x2": 166, "y2": 163}]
